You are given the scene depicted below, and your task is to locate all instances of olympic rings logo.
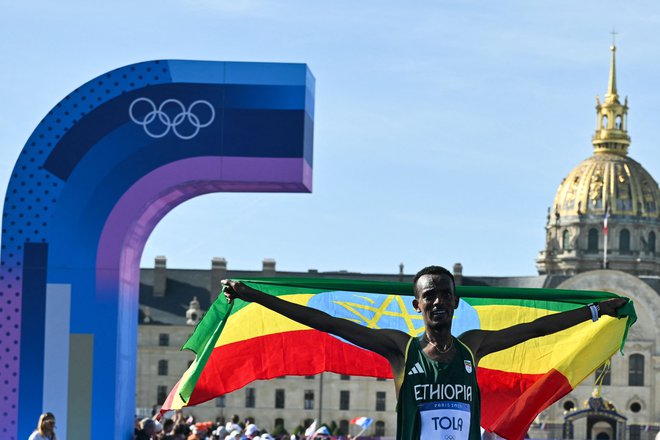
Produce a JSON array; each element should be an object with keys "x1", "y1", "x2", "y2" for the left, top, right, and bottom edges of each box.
[{"x1": 129, "y1": 98, "x2": 215, "y2": 140}]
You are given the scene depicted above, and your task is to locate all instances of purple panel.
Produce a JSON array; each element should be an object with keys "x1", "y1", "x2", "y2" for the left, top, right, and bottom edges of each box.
[
  {"x1": 221, "y1": 157, "x2": 312, "y2": 190},
  {"x1": 96, "y1": 155, "x2": 311, "y2": 280}
]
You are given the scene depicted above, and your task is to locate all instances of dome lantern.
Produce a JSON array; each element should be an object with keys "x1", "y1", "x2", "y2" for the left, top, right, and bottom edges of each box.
[{"x1": 592, "y1": 44, "x2": 630, "y2": 156}]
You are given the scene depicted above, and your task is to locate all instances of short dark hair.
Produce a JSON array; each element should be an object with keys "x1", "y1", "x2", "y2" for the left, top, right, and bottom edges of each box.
[{"x1": 412, "y1": 266, "x2": 456, "y2": 296}]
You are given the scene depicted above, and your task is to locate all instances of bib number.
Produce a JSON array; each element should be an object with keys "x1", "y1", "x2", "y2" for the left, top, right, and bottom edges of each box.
[{"x1": 419, "y1": 401, "x2": 471, "y2": 440}]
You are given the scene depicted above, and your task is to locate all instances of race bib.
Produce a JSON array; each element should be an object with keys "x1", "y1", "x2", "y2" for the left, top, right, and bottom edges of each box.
[{"x1": 419, "y1": 401, "x2": 471, "y2": 440}]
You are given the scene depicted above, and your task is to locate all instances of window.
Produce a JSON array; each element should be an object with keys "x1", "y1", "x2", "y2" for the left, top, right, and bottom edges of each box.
[
  {"x1": 562, "y1": 400, "x2": 575, "y2": 411},
  {"x1": 187, "y1": 360, "x2": 194, "y2": 368},
  {"x1": 340, "y1": 390, "x2": 350, "y2": 410},
  {"x1": 594, "y1": 364, "x2": 610, "y2": 386},
  {"x1": 587, "y1": 228, "x2": 599, "y2": 253},
  {"x1": 275, "y1": 389, "x2": 285, "y2": 409},
  {"x1": 246, "y1": 387, "x2": 256, "y2": 408},
  {"x1": 274, "y1": 418, "x2": 285, "y2": 429},
  {"x1": 376, "y1": 391, "x2": 386, "y2": 411},
  {"x1": 649, "y1": 232, "x2": 656, "y2": 253},
  {"x1": 215, "y1": 395, "x2": 226, "y2": 408},
  {"x1": 630, "y1": 402, "x2": 642, "y2": 413},
  {"x1": 375, "y1": 421, "x2": 385, "y2": 436},
  {"x1": 629, "y1": 354, "x2": 644, "y2": 386},
  {"x1": 157, "y1": 385, "x2": 168, "y2": 404},
  {"x1": 602, "y1": 115, "x2": 609, "y2": 129},
  {"x1": 305, "y1": 375, "x2": 315, "y2": 379},
  {"x1": 629, "y1": 425, "x2": 641, "y2": 440},
  {"x1": 304, "y1": 419, "x2": 314, "y2": 431},
  {"x1": 376, "y1": 377, "x2": 387, "y2": 382},
  {"x1": 339, "y1": 420, "x2": 349, "y2": 435},
  {"x1": 615, "y1": 115, "x2": 623, "y2": 129},
  {"x1": 157, "y1": 360, "x2": 168, "y2": 376},
  {"x1": 562, "y1": 230, "x2": 570, "y2": 250},
  {"x1": 158, "y1": 333, "x2": 169, "y2": 347},
  {"x1": 340, "y1": 375, "x2": 350, "y2": 380},
  {"x1": 304, "y1": 390, "x2": 314, "y2": 410},
  {"x1": 620, "y1": 229, "x2": 631, "y2": 254}
]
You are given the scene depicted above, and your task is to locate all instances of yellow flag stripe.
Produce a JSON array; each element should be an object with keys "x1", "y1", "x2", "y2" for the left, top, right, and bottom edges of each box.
[
  {"x1": 216, "y1": 294, "x2": 314, "y2": 347},
  {"x1": 475, "y1": 305, "x2": 626, "y2": 385}
]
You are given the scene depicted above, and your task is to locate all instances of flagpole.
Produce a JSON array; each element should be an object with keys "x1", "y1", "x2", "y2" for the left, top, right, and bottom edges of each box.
[
  {"x1": 603, "y1": 207, "x2": 609, "y2": 269},
  {"x1": 354, "y1": 427, "x2": 367, "y2": 440}
]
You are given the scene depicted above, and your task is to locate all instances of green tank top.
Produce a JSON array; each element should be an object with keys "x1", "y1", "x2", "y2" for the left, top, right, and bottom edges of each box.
[{"x1": 396, "y1": 336, "x2": 481, "y2": 440}]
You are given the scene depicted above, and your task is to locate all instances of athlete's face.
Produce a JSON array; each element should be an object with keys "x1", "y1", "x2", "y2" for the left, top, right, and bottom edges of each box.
[{"x1": 413, "y1": 274, "x2": 459, "y2": 329}]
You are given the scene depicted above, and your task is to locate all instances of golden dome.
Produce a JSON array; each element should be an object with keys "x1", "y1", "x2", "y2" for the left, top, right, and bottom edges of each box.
[
  {"x1": 553, "y1": 153, "x2": 660, "y2": 218},
  {"x1": 553, "y1": 44, "x2": 660, "y2": 219},
  {"x1": 538, "y1": 43, "x2": 660, "y2": 277}
]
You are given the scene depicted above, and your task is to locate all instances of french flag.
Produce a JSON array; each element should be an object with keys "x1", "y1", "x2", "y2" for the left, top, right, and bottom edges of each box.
[
  {"x1": 604, "y1": 208, "x2": 609, "y2": 236},
  {"x1": 350, "y1": 417, "x2": 373, "y2": 428}
]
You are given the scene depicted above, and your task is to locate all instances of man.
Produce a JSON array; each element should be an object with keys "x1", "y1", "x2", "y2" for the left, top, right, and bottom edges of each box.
[{"x1": 222, "y1": 265, "x2": 626, "y2": 440}]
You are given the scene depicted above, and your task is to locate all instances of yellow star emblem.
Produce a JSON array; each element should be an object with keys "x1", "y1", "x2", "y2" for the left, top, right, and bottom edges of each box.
[{"x1": 333, "y1": 294, "x2": 424, "y2": 335}]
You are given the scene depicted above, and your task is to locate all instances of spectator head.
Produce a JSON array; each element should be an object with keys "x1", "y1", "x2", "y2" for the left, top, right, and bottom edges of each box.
[
  {"x1": 245, "y1": 424, "x2": 259, "y2": 438},
  {"x1": 140, "y1": 418, "x2": 157, "y2": 436},
  {"x1": 163, "y1": 418, "x2": 175, "y2": 433},
  {"x1": 37, "y1": 412, "x2": 56, "y2": 436},
  {"x1": 174, "y1": 424, "x2": 190, "y2": 439}
]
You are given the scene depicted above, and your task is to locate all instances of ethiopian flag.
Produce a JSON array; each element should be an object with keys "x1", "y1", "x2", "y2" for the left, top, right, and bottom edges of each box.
[{"x1": 160, "y1": 278, "x2": 636, "y2": 440}]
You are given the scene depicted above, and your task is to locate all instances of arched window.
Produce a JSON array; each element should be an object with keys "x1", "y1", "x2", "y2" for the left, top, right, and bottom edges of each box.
[
  {"x1": 339, "y1": 420, "x2": 349, "y2": 436},
  {"x1": 587, "y1": 228, "x2": 599, "y2": 253},
  {"x1": 629, "y1": 354, "x2": 644, "y2": 386},
  {"x1": 274, "y1": 418, "x2": 285, "y2": 429},
  {"x1": 562, "y1": 230, "x2": 570, "y2": 250},
  {"x1": 629, "y1": 425, "x2": 641, "y2": 440},
  {"x1": 157, "y1": 359, "x2": 168, "y2": 376},
  {"x1": 375, "y1": 421, "x2": 386, "y2": 437},
  {"x1": 649, "y1": 231, "x2": 656, "y2": 253},
  {"x1": 602, "y1": 115, "x2": 609, "y2": 129},
  {"x1": 615, "y1": 115, "x2": 623, "y2": 129},
  {"x1": 620, "y1": 229, "x2": 631, "y2": 254}
]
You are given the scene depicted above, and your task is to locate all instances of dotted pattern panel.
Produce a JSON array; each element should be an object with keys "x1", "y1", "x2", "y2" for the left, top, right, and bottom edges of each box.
[{"x1": 0, "y1": 61, "x2": 171, "y2": 440}]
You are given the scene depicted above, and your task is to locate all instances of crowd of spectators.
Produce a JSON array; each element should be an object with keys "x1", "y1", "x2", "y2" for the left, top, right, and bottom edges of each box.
[{"x1": 134, "y1": 413, "x2": 300, "y2": 440}]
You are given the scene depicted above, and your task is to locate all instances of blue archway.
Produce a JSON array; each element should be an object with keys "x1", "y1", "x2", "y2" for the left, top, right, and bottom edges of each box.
[{"x1": 0, "y1": 60, "x2": 315, "y2": 440}]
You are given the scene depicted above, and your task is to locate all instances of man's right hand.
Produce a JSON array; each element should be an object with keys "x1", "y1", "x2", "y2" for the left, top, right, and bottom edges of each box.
[{"x1": 221, "y1": 280, "x2": 258, "y2": 303}]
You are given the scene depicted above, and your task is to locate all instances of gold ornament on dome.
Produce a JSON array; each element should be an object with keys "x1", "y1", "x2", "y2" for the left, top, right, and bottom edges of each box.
[
  {"x1": 589, "y1": 167, "x2": 604, "y2": 207},
  {"x1": 565, "y1": 177, "x2": 578, "y2": 207}
]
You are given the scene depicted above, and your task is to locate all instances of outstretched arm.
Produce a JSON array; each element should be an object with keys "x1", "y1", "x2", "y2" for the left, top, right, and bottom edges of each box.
[
  {"x1": 221, "y1": 280, "x2": 409, "y2": 369},
  {"x1": 460, "y1": 298, "x2": 628, "y2": 365}
]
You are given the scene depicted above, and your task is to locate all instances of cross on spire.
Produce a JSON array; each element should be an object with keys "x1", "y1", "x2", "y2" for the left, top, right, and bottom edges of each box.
[{"x1": 611, "y1": 28, "x2": 618, "y2": 47}]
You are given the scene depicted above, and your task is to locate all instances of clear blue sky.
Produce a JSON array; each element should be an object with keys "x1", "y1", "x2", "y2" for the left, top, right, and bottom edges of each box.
[{"x1": 2, "y1": 1, "x2": 660, "y2": 276}]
